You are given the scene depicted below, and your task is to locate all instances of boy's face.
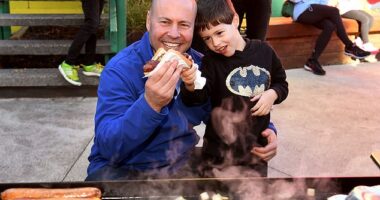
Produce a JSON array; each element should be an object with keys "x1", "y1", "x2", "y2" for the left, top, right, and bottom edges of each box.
[
  {"x1": 199, "y1": 23, "x2": 244, "y2": 57},
  {"x1": 146, "y1": 0, "x2": 196, "y2": 54}
]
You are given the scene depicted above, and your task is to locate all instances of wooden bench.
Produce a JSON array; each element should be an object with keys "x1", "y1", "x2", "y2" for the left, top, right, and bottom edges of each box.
[{"x1": 266, "y1": 16, "x2": 380, "y2": 69}]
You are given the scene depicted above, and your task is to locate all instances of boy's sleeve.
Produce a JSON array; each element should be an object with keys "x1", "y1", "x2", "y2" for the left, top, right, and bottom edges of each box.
[
  {"x1": 180, "y1": 83, "x2": 209, "y2": 106},
  {"x1": 180, "y1": 57, "x2": 213, "y2": 106},
  {"x1": 268, "y1": 45, "x2": 289, "y2": 104}
]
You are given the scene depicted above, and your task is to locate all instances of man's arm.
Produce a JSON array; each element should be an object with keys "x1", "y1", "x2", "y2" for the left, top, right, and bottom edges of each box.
[
  {"x1": 251, "y1": 126, "x2": 278, "y2": 162},
  {"x1": 94, "y1": 61, "x2": 181, "y2": 164}
]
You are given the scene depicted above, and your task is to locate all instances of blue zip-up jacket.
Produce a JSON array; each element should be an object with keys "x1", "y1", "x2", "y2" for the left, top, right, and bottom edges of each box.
[
  {"x1": 293, "y1": 0, "x2": 329, "y2": 21},
  {"x1": 87, "y1": 32, "x2": 209, "y2": 175}
]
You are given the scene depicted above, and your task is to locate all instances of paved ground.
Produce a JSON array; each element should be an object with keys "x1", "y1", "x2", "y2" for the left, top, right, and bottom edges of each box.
[{"x1": 0, "y1": 62, "x2": 379, "y2": 183}]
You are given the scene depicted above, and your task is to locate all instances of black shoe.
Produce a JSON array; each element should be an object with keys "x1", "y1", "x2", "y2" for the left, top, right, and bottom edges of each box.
[
  {"x1": 344, "y1": 44, "x2": 371, "y2": 59},
  {"x1": 304, "y1": 59, "x2": 326, "y2": 76}
]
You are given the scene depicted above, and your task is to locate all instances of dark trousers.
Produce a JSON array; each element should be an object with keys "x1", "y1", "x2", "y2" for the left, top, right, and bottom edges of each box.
[
  {"x1": 296, "y1": 4, "x2": 353, "y2": 60},
  {"x1": 231, "y1": 0, "x2": 271, "y2": 41},
  {"x1": 66, "y1": 0, "x2": 104, "y2": 66}
]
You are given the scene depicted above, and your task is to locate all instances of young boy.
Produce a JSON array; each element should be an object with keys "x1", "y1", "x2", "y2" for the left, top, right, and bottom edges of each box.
[{"x1": 181, "y1": 0, "x2": 288, "y2": 177}]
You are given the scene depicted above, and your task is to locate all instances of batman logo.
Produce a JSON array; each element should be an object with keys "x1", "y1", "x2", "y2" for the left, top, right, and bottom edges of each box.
[{"x1": 225, "y1": 65, "x2": 270, "y2": 97}]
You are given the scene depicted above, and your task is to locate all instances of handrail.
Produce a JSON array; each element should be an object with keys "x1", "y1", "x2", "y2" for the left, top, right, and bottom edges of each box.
[
  {"x1": 116, "y1": 0, "x2": 126, "y2": 52},
  {"x1": 0, "y1": 0, "x2": 10, "y2": 39},
  {"x1": 108, "y1": 0, "x2": 126, "y2": 53}
]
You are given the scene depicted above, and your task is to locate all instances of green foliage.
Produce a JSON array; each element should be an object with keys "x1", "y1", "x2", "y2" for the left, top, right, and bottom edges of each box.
[{"x1": 127, "y1": 0, "x2": 150, "y2": 33}]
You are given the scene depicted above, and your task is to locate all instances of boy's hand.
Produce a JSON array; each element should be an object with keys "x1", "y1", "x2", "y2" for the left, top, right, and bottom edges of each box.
[
  {"x1": 250, "y1": 89, "x2": 278, "y2": 116},
  {"x1": 180, "y1": 63, "x2": 197, "y2": 92},
  {"x1": 251, "y1": 128, "x2": 277, "y2": 162}
]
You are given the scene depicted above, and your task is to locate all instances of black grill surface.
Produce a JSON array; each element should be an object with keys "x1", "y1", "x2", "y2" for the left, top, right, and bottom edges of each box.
[{"x1": 1, "y1": 177, "x2": 380, "y2": 200}]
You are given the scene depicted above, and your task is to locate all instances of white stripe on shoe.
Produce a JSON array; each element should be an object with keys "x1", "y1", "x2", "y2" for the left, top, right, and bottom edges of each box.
[
  {"x1": 58, "y1": 65, "x2": 82, "y2": 86},
  {"x1": 82, "y1": 71, "x2": 101, "y2": 77}
]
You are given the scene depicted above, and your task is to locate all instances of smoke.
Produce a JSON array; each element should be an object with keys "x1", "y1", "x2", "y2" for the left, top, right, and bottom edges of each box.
[
  {"x1": 211, "y1": 97, "x2": 252, "y2": 145},
  {"x1": 207, "y1": 96, "x2": 264, "y2": 174},
  {"x1": 94, "y1": 93, "x2": 342, "y2": 200}
]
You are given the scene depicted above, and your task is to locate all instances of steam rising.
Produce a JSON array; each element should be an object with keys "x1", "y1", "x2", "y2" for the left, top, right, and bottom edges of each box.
[{"x1": 211, "y1": 97, "x2": 250, "y2": 145}]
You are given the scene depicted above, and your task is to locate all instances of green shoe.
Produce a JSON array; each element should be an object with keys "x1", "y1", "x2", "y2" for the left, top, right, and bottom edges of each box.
[
  {"x1": 81, "y1": 63, "x2": 104, "y2": 77},
  {"x1": 58, "y1": 61, "x2": 82, "y2": 86}
]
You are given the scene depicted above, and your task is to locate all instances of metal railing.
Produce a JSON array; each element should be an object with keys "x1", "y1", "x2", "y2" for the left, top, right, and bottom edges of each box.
[{"x1": 0, "y1": 0, "x2": 10, "y2": 39}]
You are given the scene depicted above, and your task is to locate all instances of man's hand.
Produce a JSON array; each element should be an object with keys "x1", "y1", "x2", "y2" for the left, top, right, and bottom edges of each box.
[
  {"x1": 144, "y1": 60, "x2": 181, "y2": 112},
  {"x1": 181, "y1": 64, "x2": 197, "y2": 92},
  {"x1": 251, "y1": 128, "x2": 277, "y2": 162},
  {"x1": 250, "y1": 89, "x2": 278, "y2": 116}
]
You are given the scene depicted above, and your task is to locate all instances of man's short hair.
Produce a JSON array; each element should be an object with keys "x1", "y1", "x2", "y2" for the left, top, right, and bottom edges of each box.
[{"x1": 195, "y1": 0, "x2": 234, "y2": 32}]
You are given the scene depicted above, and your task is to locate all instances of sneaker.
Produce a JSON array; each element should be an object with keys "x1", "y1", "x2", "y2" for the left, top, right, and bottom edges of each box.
[
  {"x1": 344, "y1": 44, "x2": 371, "y2": 59},
  {"x1": 81, "y1": 63, "x2": 104, "y2": 77},
  {"x1": 58, "y1": 61, "x2": 82, "y2": 86},
  {"x1": 355, "y1": 37, "x2": 363, "y2": 48},
  {"x1": 362, "y1": 42, "x2": 379, "y2": 54},
  {"x1": 304, "y1": 58, "x2": 326, "y2": 76}
]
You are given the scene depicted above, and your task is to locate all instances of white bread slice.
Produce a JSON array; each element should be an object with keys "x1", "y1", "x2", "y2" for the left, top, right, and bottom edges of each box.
[{"x1": 144, "y1": 49, "x2": 193, "y2": 77}]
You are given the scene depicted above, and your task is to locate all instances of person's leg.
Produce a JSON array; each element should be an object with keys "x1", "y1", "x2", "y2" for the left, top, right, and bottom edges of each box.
[
  {"x1": 59, "y1": 0, "x2": 103, "y2": 85},
  {"x1": 83, "y1": 0, "x2": 104, "y2": 65},
  {"x1": 306, "y1": 19, "x2": 336, "y2": 60},
  {"x1": 66, "y1": 0, "x2": 101, "y2": 65},
  {"x1": 296, "y1": 9, "x2": 335, "y2": 75},
  {"x1": 342, "y1": 10, "x2": 373, "y2": 43},
  {"x1": 245, "y1": 0, "x2": 271, "y2": 40},
  {"x1": 231, "y1": 0, "x2": 246, "y2": 32},
  {"x1": 307, "y1": 4, "x2": 353, "y2": 47},
  {"x1": 297, "y1": 8, "x2": 336, "y2": 57}
]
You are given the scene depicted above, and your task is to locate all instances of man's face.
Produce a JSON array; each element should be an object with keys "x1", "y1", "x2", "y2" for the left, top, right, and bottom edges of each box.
[{"x1": 146, "y1": 0, "x2": 196, "y2": 53}]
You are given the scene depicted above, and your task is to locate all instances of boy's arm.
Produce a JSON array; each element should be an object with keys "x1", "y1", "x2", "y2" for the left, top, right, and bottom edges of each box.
[
  {"x1": 180, "y1": 82, "x2": 209, "y2": 106},
  {"x1": 269, "y1": 46, "x2": 289, "y2": 105}
]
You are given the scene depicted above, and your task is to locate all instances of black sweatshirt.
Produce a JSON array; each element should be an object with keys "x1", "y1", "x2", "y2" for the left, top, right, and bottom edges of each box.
[{"x1": 181, "y1": 39, "x2": 288, "y2": 165}]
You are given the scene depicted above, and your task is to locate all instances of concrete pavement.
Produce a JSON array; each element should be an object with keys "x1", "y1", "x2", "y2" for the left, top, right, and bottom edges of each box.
[{"x1": 0, "y1": 62, "x2": 379, "y2": 183}]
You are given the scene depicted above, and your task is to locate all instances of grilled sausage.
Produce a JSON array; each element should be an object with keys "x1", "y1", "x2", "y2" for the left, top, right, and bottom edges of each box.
[
  {"x1": 1, "y1": 187, "x2": 101, "y2": 200},
  {"x1": 8, "y1": 198, "x2": 101, "y2": 200}
]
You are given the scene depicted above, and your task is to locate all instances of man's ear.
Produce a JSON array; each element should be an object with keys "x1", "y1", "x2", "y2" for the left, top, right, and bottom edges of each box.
[
  {"x1": 232, "y1": 13, "x2": 239, "y2": 29},
  {"x1": 146, "y1": 11, "x2": 151, "y2": 31}
]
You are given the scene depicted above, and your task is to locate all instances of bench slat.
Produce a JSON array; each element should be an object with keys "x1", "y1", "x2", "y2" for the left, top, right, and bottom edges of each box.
[
  {"x1": 267, "y1": 17, "x2": 365, "y2": 39},
  {"x1": 0, "y1": 40, "x2": 112, "y2": 55},
  {"x1": 0, "y1": 68, "x2": 99, "y2": 87}
]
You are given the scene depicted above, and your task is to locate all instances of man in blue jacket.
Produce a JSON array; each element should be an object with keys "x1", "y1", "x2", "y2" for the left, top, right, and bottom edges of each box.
[{"x1": 86, "y1": 0, "x2": 278, "y2": 181}]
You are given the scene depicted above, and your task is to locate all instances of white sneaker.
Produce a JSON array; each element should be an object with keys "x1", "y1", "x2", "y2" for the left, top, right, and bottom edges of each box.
[
  {"x1": 354, "y1": 37, "x2": 364, "y2": 48},
  {"x1": 362, "y1": 42, "x2": 379, "y2": 53}
]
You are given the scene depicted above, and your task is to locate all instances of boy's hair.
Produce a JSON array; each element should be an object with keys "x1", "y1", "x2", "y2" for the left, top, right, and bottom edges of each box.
[{"x1": 195, "y1": 0, "x2": 234, "y2": 33}]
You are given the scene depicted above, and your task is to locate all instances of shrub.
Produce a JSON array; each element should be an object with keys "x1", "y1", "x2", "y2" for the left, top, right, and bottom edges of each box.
[{"x1": 126, "y1": 0, "x2": 151, "y2": 43}]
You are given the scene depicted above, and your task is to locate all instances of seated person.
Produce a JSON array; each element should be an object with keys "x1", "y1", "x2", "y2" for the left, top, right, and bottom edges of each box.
[
  {"x1": 331, "y1": 0, "x2": 379, "y2": 53},
  {"x1": 292, "y1": 0, "x2": 371, "y2": 75}
]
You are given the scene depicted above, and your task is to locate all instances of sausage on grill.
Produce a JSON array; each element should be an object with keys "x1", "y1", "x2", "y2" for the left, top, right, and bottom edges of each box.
[{"x1": 1, "y1": 187, "x2": 101, "y2": 200}]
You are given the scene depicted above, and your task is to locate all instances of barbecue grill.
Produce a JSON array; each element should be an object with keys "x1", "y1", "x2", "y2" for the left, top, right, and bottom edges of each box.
[{"x1": 1, "y1": 177, "x2": 380, "y2": 200}]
